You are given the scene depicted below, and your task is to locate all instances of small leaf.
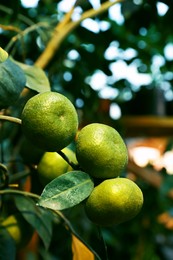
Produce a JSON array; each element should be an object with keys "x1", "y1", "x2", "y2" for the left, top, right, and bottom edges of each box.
[
  {"x1": 14, "y1": 196, "x2": 54, "y2": 249},
  {"x1": 0, "y1": 227, "x2": 16, "y2": 260},
  {"x1": 38, "y1": 171, "x2": 94, "y2": 210},
  {"x1": 0, "y1": 47, "x2": 8, "y2": 62},
  {"x1": 72, "y1": 234, "x2": 95, "y2": 260},
  {"x1": 0, "y1": 59, "x2": 26, "y2": 108},
  {"x1": 12, "y1": 59, "x2": 50, "y2": 93}
]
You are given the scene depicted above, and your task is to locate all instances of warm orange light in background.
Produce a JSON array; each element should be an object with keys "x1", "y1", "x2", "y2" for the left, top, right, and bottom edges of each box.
[
  {"x1": 130, "y1": 146, "x2": 161, "y2": 168},
  {"x1": 128, "y1": 137, "x2": 173, "y2": 175},
  {"x1": 162, "y1": 150, "x2": 173, "y2": 174}
]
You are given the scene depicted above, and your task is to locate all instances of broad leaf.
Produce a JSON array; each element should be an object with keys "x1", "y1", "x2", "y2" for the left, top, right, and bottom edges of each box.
[
  {"x1": 0, "y1": 228, "x2": 16, "y2": 260},
  {"x1": 38, "y1": 171, "x2": 94, "y2": 210},
  {"x1": 72, "y1": 234, "x2": 95, "y2": 260},
  {"x1": 12, "y1": 59, "x2": 50, "y2": 93},
  {"x1": 0, "y1": 59, "x2": 26, "y2": 108},
  {"x1": 14, "y1": 196, "x2": 54, "y2": 249}
]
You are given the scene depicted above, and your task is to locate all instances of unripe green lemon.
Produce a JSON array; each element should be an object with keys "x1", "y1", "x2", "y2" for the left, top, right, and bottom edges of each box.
[
  {"x1": 37, "y1": 147, "x2": 77, "y2": 186},
  {"x1": 76, "y1": 123, "x2": 128, "y2": 179},
  {"x1": 85, "y1": 178, "x2": 143, "y2": 226},
  {"x1": 21, "y1": 91, "x2": 78, "y2": 152},
  {"x1": 0, "y1": 214, "x2": 33, "y2": 248}
]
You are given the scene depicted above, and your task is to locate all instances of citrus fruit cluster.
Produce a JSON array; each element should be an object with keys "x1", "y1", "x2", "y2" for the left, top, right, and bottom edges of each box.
[
  {"x1": 21, "y1": 91, "x2": 143, "y2": 226},
  {"x1": 75, "y1": 123, "x2": 143, "y2": 226}
]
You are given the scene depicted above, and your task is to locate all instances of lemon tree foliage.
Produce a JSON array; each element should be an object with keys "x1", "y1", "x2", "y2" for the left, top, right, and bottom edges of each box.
[
  {"x1": 13, "y1": 59, "x2": 51, "y2": 93},
  {"x1": 0, "y1": 229, "x2": 16, "y2": 260},
  {"x1": 0, "y1": 47, "x2": 8, "y2": 63},
  {"x1": 0, "y1": 58, "x2": 26, "y2": 109},
  {"x1": 38, "y1": 171, "x2": 94, "y2": 210},
  {"x1": 14, "y1": 196, "x2": 54, "y2": 250}
]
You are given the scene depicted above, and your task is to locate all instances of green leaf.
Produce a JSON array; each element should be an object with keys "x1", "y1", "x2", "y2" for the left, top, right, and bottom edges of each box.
[
  {"x1": 12, "y1": 59, "x2": 51, "y2": 93},
  {"x1": 38, "y1": 171, "x2": 94, "y2": 210},
  {"x1": 0, "y1": 47, "x2": 8, "y2": 63},
  {"x1": 14, "y1": 196, "x2": 54, "y2": 249},
  {"x1": 0, "y1": 228, "x2": 16, "y2": 260},
  {"x1": 0, "y1": 59, "x2": 26, "y2": 109}
]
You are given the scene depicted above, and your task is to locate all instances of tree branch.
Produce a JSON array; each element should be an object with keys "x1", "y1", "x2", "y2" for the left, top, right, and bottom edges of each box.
[{"x1": 35, "y1": 0, "x2": 123, "y2": 69}]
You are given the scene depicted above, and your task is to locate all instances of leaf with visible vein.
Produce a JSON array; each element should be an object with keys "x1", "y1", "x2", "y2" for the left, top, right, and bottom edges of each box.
[{"x1": 38, "y1": 171, "x2": 94, "y2": 210}]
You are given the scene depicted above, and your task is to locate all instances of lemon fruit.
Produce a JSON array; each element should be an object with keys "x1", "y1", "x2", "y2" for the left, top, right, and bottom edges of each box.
[
  {"x1": 37, "y1": 147, "x2": 77, "y2": 186},
  {"x1": 76, "y1": 123, "x2": 128, "y2": 179},
  {"x1": 21, "y1": 91, "x2": 78, "y2": 152},
  {"x1": 85, "y1": 177, "x2": 143, "y2": 226},
  {"x1": 0, "y1": 214, "x2": 33, "y2": 248}
]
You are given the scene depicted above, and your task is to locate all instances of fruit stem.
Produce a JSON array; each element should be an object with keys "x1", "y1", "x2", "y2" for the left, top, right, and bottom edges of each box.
[
  {"x1": 0, "y1": 115, "x2": 21, "y2": 124},
  {"x1": 57, "y1": 150, "x2": 80, "y2": 170}
]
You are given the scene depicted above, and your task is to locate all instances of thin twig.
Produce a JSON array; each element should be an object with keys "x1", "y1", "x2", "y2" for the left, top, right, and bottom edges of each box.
[
  {"x1": 5, "y1": 22, "x2": 49, "y2": 52},
  {"x1": 0, "y1": 115, "x2": 22, "y2": 125},
  {"x1": 0, "y1": 4, "x2": 12, "y2": 15},
  {"x1": 35, "y1": 0, "x2": 123, "y2": 69},
  {"x1": 79, "y1": 0, "x2": 123, "y2": 22},
  {"x1": 0, "y1": 24, "x2": 21, "y2": 33},
  {"x1": 0, "y1": 188, "x2": 40, "y2": 200}
]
